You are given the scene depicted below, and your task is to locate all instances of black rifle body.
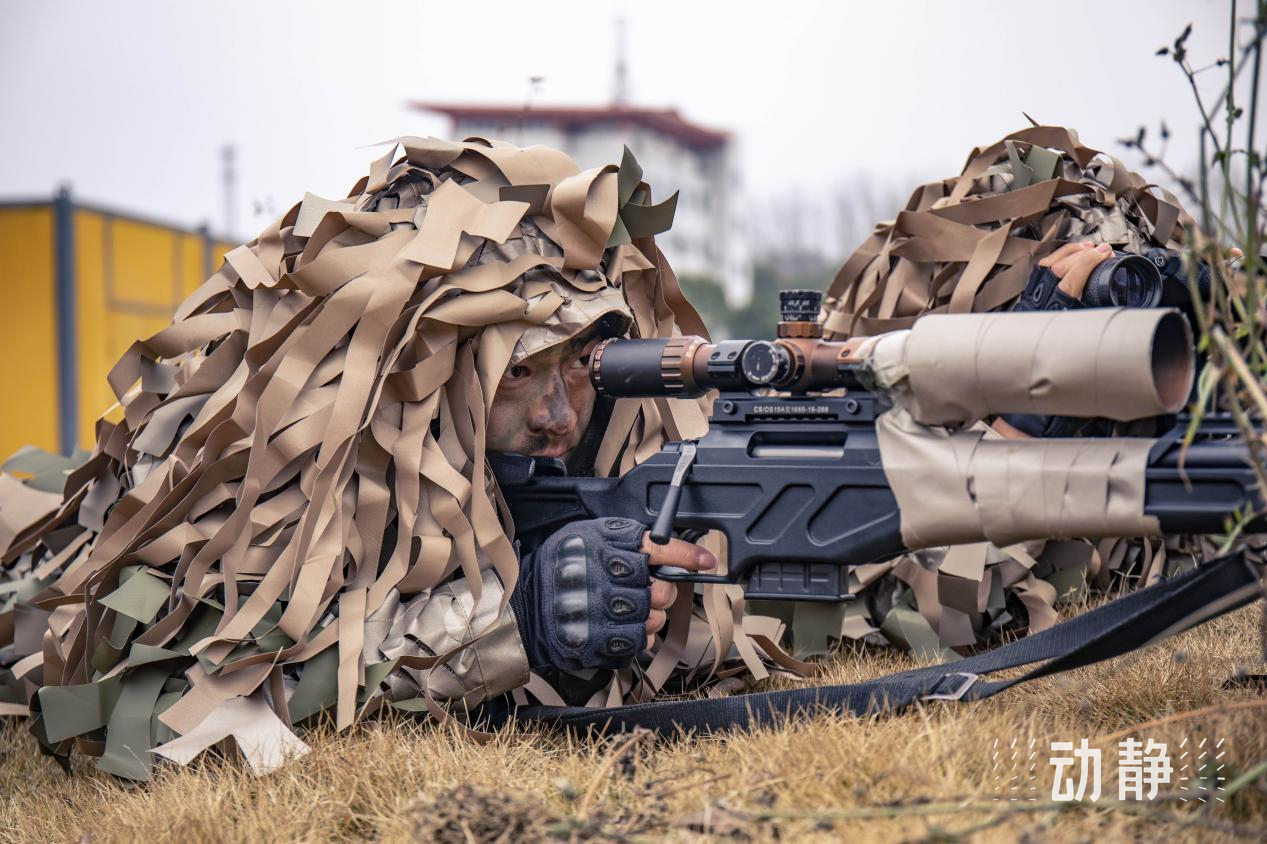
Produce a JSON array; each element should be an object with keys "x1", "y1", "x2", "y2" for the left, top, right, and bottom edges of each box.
[{"x1": 494, "y1": 393, "x2": 1263, "y2": 602}]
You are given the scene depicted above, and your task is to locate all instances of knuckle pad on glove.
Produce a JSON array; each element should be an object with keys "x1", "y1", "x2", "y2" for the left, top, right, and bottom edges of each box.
[
  {"x1": 601, "y1": 623, "x2": 647, "y2": 660},
  {"x1": 1013, "y1": 264, "x2": 1082, "y2": 313},
  {"x1": 604, "y1": 584, "x2": 649, "y2": 622},
  {"x1": 530, "y1": 518, "x2": 652, "y2": 672}
]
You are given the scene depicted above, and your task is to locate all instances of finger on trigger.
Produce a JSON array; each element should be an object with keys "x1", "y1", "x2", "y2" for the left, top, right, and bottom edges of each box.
[
  {"x1": 641, "y1": 534, "x2": 718, "y2": 571},
  {"x1": 650, "y1": 579, "x2": 676, "y2": 610}
]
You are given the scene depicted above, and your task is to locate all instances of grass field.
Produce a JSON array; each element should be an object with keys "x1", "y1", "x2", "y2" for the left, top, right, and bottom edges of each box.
[{"x1": 2, "y1": 602, "x2": 1265, "y2": 843}]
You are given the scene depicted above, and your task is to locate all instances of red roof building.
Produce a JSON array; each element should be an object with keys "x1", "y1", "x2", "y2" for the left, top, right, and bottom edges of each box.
[
  {"x1": 412, "y1": 103, "x2": 730, "y2": 151},
  {"x1": 411, "y1": 101, "x2": 751, "y2": 304}
]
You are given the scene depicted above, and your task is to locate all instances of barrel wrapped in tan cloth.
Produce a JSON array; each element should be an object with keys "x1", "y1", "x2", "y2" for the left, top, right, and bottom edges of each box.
[
  {"x1": 0, "y1": 139, "x2": 793, "y2": 779},
  {"x1": 876, "y1": 404, "x2": 1161, "y2": 548},
  {"x1": 760, "y1": 126, "x2": 1218, "y2": 660},
  {"x1": 863, "y1": 308, "x2": 1193, "y2": 427}
]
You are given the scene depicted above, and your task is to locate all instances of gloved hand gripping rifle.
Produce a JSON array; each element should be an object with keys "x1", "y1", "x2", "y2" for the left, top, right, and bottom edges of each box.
[{"x1": 492, "y1": 291, "x2": 1264, "y2": 601}]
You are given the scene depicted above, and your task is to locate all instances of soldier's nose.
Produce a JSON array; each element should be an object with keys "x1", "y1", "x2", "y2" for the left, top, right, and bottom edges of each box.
[{"x1": 529, "y1": 376, "x2": 578, "y2": 435}]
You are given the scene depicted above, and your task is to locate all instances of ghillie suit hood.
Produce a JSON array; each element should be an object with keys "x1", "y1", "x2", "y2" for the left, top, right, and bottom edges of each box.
[
  {"x1": 773, "y1": 125, "x2": 1222, "y2": 658},
  {"x1": 823, "y1": 125, "x2": 1192, "y2": 338},
  {"x1": 0, "y1": 139, "x2": 787, "y2": 779}
]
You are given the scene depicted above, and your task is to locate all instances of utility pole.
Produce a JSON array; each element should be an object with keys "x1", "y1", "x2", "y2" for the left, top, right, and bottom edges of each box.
[
  {"x1": 519, "y1": 76, "x2": 545, "y2": 146},
  {"x1": 221, "y1": 145, "x2": 237, "y2": 239},
  {"x1": 613, "y1": 17, "x2": 629, "y2": 106}
]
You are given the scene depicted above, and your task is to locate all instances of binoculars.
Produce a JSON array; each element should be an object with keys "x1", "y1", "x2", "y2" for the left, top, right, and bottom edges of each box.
[{"x1": 1076, "y1": 247, "x2": 1211, "y2": 309}]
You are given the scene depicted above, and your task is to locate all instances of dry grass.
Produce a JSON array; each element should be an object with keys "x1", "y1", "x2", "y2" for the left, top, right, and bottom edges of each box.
[{"x1": 2, "y1": 605, "x2": 1266, "y2": 843}]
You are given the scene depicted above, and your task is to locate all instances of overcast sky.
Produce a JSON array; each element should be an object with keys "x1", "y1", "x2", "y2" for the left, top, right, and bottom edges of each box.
[{"x1": 0, "y1": 0, "x2": 1239, "y2": 247}]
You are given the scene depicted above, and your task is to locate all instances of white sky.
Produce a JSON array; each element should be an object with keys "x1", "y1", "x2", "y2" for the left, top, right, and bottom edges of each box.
[{"x1": 0, "y1": 0, "x2": 1239, "y2": 245}]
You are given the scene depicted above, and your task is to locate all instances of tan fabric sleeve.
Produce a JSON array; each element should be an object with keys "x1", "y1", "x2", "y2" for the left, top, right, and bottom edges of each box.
[
  {"x1": 863, "y1": 308, "x2": 1192, "y2": 427},
  {"x1": 375, "y1": 568, "x2": 529, "y2": 709},
  {"x1": 877, "y1": 406, "x2": 1161, "y2": 548}
]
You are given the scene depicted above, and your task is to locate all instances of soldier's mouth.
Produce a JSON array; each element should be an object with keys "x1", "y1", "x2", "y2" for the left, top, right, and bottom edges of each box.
[
  {"x1": 516, "y1": 432, "x2": 576, "y2": 459},
  {"x1": 530, "y1": 442, "x2": 573, "y2": 459}
]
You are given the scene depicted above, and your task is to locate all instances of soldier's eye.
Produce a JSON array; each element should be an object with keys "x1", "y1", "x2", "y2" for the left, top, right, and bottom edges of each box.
[
  {"x1": 506, "y1": 364, "x2": 530, "y2": 380},
  {"x1": 572, "y1": 353, "x2": 590, "y2": 368}
]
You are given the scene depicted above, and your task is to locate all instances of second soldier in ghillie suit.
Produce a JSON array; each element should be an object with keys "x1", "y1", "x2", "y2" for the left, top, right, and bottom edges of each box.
[
  {"x1": 0, "y1": 138, "x2": 794, "y2": 779},
  {"x1": 782, "y1": 124, "x2": 1225, "y2": 658}
]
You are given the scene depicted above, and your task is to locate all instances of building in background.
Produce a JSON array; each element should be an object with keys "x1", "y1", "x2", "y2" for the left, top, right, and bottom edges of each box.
[
  {"x1": 0, "y1": 190, "x2": 233, "y2": 458},
  {"x1": 415, "y1": 102, "x2": 753, "y2": 304}
]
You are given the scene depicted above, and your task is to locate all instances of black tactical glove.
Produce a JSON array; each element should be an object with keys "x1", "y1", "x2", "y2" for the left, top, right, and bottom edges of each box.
[
  {"x1": 1011, "y1": 263, "x2": 1084, "y2": 313},
  {"x1": 511, "y1": 517, "x2": 651, "y2": 673}
]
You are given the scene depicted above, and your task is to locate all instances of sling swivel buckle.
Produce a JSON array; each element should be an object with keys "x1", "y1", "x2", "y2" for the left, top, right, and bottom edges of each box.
[{"x1": 922, "y1": 672, "x2": 979, "y2": 701}]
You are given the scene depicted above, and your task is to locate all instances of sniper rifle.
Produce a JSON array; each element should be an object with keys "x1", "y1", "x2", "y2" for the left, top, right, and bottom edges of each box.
[{"x1": 492, "y1": 290, "x2": 1263, "y2": 602}]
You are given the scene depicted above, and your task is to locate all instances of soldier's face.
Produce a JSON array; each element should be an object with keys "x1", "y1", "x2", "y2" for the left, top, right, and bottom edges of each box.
[{"x1": 486, "y1": 330, "x2": 601, "y2": 459}]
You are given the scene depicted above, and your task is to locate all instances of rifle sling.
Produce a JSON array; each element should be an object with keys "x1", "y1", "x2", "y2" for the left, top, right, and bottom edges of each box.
[{"x1": 510, "y1": 551, "x2": 1263, "y2": 734}]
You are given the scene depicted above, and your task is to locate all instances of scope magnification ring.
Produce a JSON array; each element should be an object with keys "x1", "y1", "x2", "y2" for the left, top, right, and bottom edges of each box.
[{"x1": 659, "y1": 337, "x2": 704, "y2": 394}]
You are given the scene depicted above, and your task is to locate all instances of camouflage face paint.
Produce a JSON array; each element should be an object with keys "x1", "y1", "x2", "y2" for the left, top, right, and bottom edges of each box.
[{"x1": 486, "y1": 329, "x2": 602, "y2": 460}]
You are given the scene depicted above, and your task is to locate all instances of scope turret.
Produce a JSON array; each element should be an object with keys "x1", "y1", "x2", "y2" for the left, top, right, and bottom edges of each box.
[
  {"x1": 779, "y1": 289, "x2": 822, "y2": 322},
  {"x1": 778, "y1": 289, "x2": 823, "y2": 339}
]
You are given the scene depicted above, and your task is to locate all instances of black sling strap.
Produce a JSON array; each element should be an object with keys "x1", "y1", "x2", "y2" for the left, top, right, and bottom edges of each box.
[{"x1": 512, "y1": 551, "x2": 1263, "y2": 734}]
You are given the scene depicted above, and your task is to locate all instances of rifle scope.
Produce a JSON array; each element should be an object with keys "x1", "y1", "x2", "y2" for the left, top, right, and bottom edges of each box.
[
  {"x1": 591, "y1": 291, "x2": 1195, "y2": 425},
  {"x1": 591, "y1": 290, "x2": 862, "y2": 397}
]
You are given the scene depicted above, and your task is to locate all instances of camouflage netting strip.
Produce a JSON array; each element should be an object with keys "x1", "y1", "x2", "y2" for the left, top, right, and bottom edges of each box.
[
  {"x1": 0, "y1": 138, "x2": 793, "y2": 779},
  {"x1": 776, "y1": 125, "x2": 1214, "y2": 660}
]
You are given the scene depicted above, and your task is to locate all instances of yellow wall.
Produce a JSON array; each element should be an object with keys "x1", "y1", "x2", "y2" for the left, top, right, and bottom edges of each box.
[
  {"x1": 0, "y1": 201, "x2": 235, "y2": 457},
  {"x1": 75, "y1": 212, "x2": 182, "y2": 446},
  {"x1": 0, "y1": 207, "x2": 59, "y2": 459},
  {"x1": 74, "y1": 211, "x2": 236, "y2": 448}
]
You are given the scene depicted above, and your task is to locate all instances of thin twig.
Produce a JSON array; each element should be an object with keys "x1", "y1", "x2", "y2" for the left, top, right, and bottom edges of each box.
[
  {"x1": 1225, "y1": 758, "x2": 1267, "y2": 796},
  {"x1": 1242, "y1": 5, "x2": 1263, "y2": 345},
  {"x1": 1217, "y1": 0, "x2": 1242, "y2": 238},
  {"x1": 1214, "y1": 327, "x2": 1267, "y2": 418}
]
